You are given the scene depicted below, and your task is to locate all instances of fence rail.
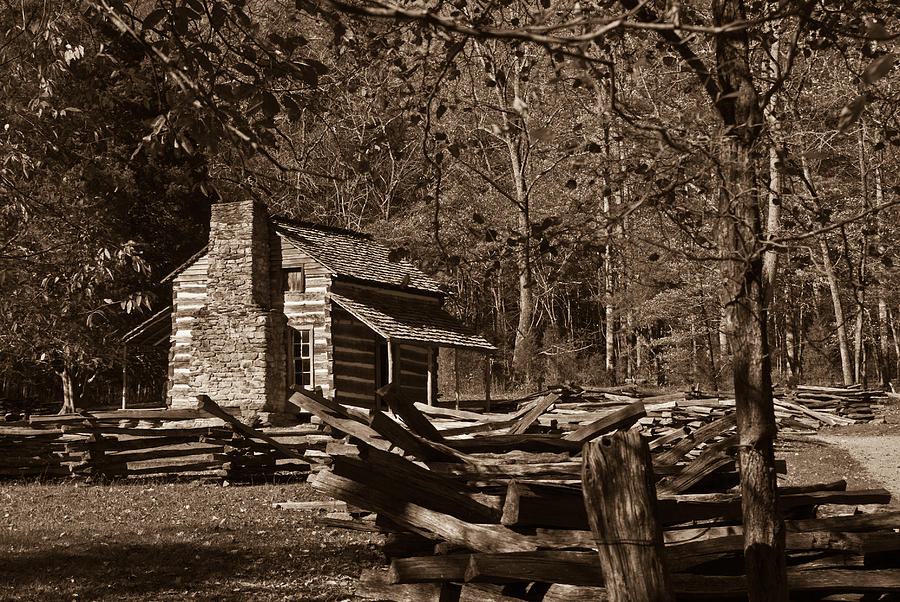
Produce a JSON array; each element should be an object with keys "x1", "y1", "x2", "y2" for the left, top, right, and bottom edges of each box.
[{"x1": 0, "y1": 402, "x2": 326, "y2": 481}]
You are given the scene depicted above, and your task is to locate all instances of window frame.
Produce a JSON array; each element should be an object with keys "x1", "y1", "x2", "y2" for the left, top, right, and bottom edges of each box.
[
  {"x1": 283, "y1": 266, "x2": 306, "y2": 293},
  {"x1": 288, "y1": 327, "x2": 314, "y2": 390}
]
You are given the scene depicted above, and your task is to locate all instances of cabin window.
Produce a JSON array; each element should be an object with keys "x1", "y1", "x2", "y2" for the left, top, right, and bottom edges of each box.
[
  {"x1": 284, "y1": 267, "x2": 306, "y2": 293},
  {"x1": 289, "y1": 328, "x2": 314, "y2": 389}
]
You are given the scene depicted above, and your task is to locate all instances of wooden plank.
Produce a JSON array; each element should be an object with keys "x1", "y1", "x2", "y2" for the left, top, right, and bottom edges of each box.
[
  {"x1": 434, "y1": 461, "x2": 583, "y2": 481},
  {"x1": 197, "y1": 395, "x2": 307, "y2": 459},
  {"x1": 673, "y1": 529, "x2": 900, "y2": 559},
  {"x1": 465, "y1": 551, "x2": 602, "y2": 586},
  {"x1": 120, "y1": 460, "x2": 224, "y2": 476},
  {"x1": 562, "y1": 400, "x2": 646, "y2": 443},
  {"x1": 30, "y1": 408, "x2": 240, "y2": 423},
  {"x1": 502, "y1": 483, "x2": 891, "y2": 531},
  {"x1": 652, "y1": 414, "x2": 736, "y2": 465},
  {"x1": 287, "y1": 390, "x2": 391, "y2": 451},
  {"x1": 387, "y1": 552, "x2": 900, "y2": 595},
  {"x1": 103, "y1": 445, "x2": 226, "y2": 464},
  {"x1": 272, "y1": 500, "x2": 348, "y2": 512},
  {"x1": 541, "y1": 584, "x2": 609, "y2": 602},
  {"x1": 670, "y1": 568, "x2": 900, "y2": 596},
  {"x1": 311, "y1": 470, "x2": 537, "y2": 553},
  {"x1": 378, "y1": 383, "x2": 445, "y2": 443},
  {"x1": 787, "y1": 510, "x2": 900, "y2": 533},
  {"x1": 288, "y1": 387, "x2": 352, "y2": 419},
  {"x1": 388, "y1": 554, "x2": 471, "y2": 584},
  {"x1": 65, "y1": 436, "x2": 217, "y2": 453},
  {"x1": 413, "y1": 404, "x2": 515, "y2": 423},
  {"x1": 367, "y1": 410, "x2": 462, "y2": 463},
  {"x1": 501, "y1": 481, "x2": 587, "y2": 530},
  {"x1": 656, "y1": 434, "x2": 738, "y2": 495},
  {"x1": 0, "y1": 428, "x2": 66, "y2": 437},
  {"x1": 507, "y1": 393, "x2": 559, "y2": 436},
  {"x1": 356, "y1": 569, "x2": 455, "y2": 602},
  {"x1": 438, "y1": 420, "x2": 519, "y2": 437},
  {"x1": 647, "y1": 427, "x2": 689, "y2": 451},
  {"x1": 330, "y1": 450, "x2": 500, "y2": 524},
  {"x1": 447, "y1": 435, "x2": 581, "y2": 455},
  {"x1": 59, "y1": 425, "x2": 231, "y2": 436}
]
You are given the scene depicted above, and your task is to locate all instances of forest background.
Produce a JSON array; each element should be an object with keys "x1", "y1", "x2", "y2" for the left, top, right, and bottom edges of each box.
[{"x1": 2, "y1": 0, "x2": 900, "y2": 412}]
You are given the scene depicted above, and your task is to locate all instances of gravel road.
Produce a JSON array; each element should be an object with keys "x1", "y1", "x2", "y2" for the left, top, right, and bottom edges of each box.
[{"x1": 815, "y1": 433, "x2": 900, "y2": 504}]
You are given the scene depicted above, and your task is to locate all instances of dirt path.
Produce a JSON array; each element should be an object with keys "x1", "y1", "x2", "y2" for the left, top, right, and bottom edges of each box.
[{"x1": 815, "y1": 432, "x2": 900, "y2": 503}]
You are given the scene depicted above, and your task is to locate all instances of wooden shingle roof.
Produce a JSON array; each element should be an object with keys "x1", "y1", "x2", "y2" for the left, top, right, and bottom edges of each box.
[
  {"x1": 330, "y1": 290, "x2": 496, "y2": 351},
  {"x1": 274, "y1": 220, "x2": 444, "y2": 295}
]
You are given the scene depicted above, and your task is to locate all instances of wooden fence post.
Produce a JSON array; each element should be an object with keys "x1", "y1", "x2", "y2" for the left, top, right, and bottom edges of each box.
[{"x1": 582, "y1": 429, "x2": 673, "y2": 602}]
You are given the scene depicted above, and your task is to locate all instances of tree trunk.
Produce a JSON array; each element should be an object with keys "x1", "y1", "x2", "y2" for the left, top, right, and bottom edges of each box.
[
  {"x1": 690, "y1": 317, "x2": 698, "y2": 385},
  {"x1": 784, "y1": 291, "x2": 802, "y2": 384},
  {"x1": 819, "y1": 237, "x2": 854, "y2": 385},
  {"x1": 717, "y1": 136, "x2": 787, "y2": 602},
  {"x1": 718, "y1": 306, "x2": 729, "y2": 367},
  {"x1": 602, "y1": 137, "x2": 617, "y2": 380},
  {"x1": 512, "y1": 221, "x2": 535, "y2": 381},
  {"x1": 890, "y1": 307, "x2": 900, "y2": 385},
  {"x1": 59, "y1": 366, "x2": 80, "y2": 414},
  {"x1": 875, "y1": 166, "x2": 890, "y2": 387},
  {"x1": 853, "y1": 125, "x2": 870, "y2": 386},
  {"x1": 624, "y1": 308, "x2": 635, "y2": 382},
  {"x1": 603, "y1": 245, "x2": 615, "y2": 378},
  {"x1": 761, "y1": 36, "x2": 781, "y2": 309},
  {"x1": 709, "y1": 0, "x2": 787, "y2": 595},
  {"x1": 853, "y1": 302, "x2": 865, "y2": 386}
]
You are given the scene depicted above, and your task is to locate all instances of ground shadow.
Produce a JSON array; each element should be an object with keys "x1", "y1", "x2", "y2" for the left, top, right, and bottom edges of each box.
[{"x1": 0, "y1": 538, "x2": 381, "y2": 601}]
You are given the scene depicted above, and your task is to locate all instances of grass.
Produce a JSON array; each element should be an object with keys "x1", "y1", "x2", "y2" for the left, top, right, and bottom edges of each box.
[{"x1": 0, "y1": 478, "x2": 383, "y2": 602}]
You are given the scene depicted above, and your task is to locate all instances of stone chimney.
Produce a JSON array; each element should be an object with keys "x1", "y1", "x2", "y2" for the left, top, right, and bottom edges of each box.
[{"x1": 193, "y1": 200, "x2": 280, "y2": 412}]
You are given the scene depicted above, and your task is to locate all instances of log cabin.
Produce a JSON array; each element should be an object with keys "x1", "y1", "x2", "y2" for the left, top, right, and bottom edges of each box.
[{"x1": 123, "y1": 200, "x2": 494, "y2": 418}]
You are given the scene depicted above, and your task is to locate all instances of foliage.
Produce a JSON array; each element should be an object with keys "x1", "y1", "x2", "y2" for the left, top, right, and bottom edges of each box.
[
  {"x1": 5, "y1": 0, "x2": 900, "y2": 413},
  {"x1": 0, "y1": 0, "x2": 209, "y2": 409}
]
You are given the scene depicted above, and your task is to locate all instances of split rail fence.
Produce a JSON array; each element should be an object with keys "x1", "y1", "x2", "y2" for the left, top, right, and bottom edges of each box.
[
  {"x1": 0, "y1": 402, "x2": 325, "y2": 481},
  {"x1": 287, "y1": 384, "x2": 900, "y2": 600}
]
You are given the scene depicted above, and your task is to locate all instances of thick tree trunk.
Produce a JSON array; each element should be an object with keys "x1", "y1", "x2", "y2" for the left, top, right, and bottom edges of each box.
[
  {"x1": 710, "y1": 0, "x2": 787, "y2": 596},
  {"x1": 718, "y1": 306, "x2": 729, "y2": 365},
  {"x1": 625, "y1": 309, "x2": 635, "y2": 382},
  {"x1": 717, "y1": 137, "x2": 787, "y2": 602},
  {"x1": 875, "y1": 167, "x2": 890, "y2": 387},
  {"x1": 690, "y1": 317, "x2": 698, "y2": 384},
  {"x1": 785, "y1": 295, "x2": 802, "y2": 383},
  {"x1": 512, "y1": 211, "x2": 534, "y2": 379}
]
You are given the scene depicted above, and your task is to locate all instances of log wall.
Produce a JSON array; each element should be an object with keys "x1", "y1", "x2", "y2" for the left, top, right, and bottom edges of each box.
[
  {"x1": 276, "y1": 235, "x2": 334, "y2": 399},
  {"x1": 332, "y1": 307, "x2": 378, "y2": 407},
  {"x1": 168, "y1": 254, "x2": 209, "y2": 407}
]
